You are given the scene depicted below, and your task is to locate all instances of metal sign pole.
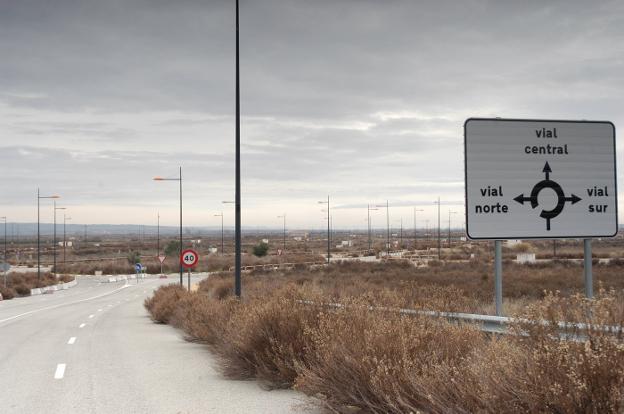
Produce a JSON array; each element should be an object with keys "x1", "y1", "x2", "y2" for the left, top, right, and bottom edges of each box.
[
  {"x1": 187, "y1": 268, "x2": 191, "y2": 291},
  {"x1": 494, "y1": 240, "x2": 503, "y2": 316},
  {"x1": 584, "y1": 238, "x2": 593, "y2": 299}
]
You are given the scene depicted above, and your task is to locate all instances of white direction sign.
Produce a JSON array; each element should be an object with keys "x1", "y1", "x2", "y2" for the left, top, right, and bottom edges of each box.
[{"x1": 465, "y1": 118, "x2": 617, "y2": 239}]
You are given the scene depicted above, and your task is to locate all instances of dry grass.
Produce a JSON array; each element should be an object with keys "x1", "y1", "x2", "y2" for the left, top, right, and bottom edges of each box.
[
  {"x1": 0, "y1": 272, "x2": 74, "y2": 299},
  {"x1": 145, "y1": 262, "x2": 624, "y2": 413}
]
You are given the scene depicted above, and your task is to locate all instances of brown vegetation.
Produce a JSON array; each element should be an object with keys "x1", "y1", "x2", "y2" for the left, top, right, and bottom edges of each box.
[
  {"x1": 0, "y1": 272, "x2": 74, "y2": 300},
  {"x1": 145, "y1": 262, "x2": 624, "y2": 413}
]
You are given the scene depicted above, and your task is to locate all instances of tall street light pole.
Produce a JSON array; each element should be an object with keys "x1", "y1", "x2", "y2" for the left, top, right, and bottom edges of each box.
[
  {"x1": 375, "y1": 201, "x2": 390, "y2": 257},
  {"x1": 53, "y1": 203, "x2": 66, "y2": 277},
  {"x1": 413, "y1": 207, "x2": 423, "y2": 247},
  {"x1": 214, "y1": 212, "x2": 224, "y2": 255},
  {"x1": 448, "y1": 210, "x2": 457, "y2": 248},
  {"x1": 153, "y1": 167, "x2": 183, "y2": 286},
  {"x1": 63, "y1": 214, "x2": 71, "y2": 272},
  {"x1": 37, "y1": 190, "x2": 60, "y2": 281},
  {"x1": 234, "y1": 0, "x2": 242, "y2": 298},
  {"x1": 318, "y1": 197, "x2": 330, "y2": 264},
  {"x1": 367, "y1": 204, "x2": 378, "y2": 252},
  {"x1": 277, "y1": 214, "x2": 286, "y2": 253},
  {"x1": 1, "y1": 217, "x2": 6, "y2": 266},
  {"x1": 434, "y1": 198, "x2": 441, "y2": 260}
]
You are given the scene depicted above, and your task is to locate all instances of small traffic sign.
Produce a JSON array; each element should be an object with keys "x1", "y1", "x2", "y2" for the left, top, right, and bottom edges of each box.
[
  {"x1": 134, "y1": 263, "x2": 143, "y2": 273},
  {"x1": 157, "y1": 255, "x2": 166, "y2": 264},
  {"x1": 180, "y1": 249, "x2": 199, "y2": 268},
  {"x1": 465, "y1": 118, "x2": 617, "y2": 239},
  {"x1": 0, "y1": 262, "x2": 10, "y2": 272}
]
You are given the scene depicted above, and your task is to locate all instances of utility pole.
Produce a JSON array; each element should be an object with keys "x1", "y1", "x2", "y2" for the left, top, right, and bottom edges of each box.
[
  {"x1": 63, "y1": 214, "x2": 71, "y2": 272},
  {"x1": 448, "y1": 210, "x2": 457, "y2": 248},
  {"x1": 367, "y1": 204, "x2": 378, "y2": 252},
  {"x1": 435, "y1": 197, "x2": 441, "y2": 260},
  {"x1": 277, "y1": 214, "x2": 286, "y2": 253},
  {"x1": 413, "y1": 207, "x2": 423, "y2": 248},
  {"x1": 318, "y1": 197, "x2": 330, "y2": 263}
]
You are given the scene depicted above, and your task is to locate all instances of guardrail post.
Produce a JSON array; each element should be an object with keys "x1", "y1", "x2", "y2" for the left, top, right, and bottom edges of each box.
[
  {"x1": 584, "y1": 238, "x2": 593, "y2": 299},
  {"x1": 495, "y1": 240, "x2": 503, "y2": 316}
]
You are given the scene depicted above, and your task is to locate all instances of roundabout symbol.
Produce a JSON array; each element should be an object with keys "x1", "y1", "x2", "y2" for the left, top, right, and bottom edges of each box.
[{"x1": 513, "y1": 162, "x2": 581, "y2": 231}]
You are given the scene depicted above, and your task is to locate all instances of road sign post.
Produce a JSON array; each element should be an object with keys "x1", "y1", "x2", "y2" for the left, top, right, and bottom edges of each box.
[
  {"x1": 465, "y1": 118, "x2": 617, "y2": 311},
  {"x1": 157, "y1": 254, "x2": 166, "y2": 275},
  {"x1": 180, "y1": 249, "x2": 199, "y2": 291}
]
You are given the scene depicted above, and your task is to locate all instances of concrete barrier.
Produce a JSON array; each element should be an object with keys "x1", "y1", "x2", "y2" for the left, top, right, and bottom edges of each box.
[{"x1": 30, "y1": 279, "x2": 78, "y2": 296}]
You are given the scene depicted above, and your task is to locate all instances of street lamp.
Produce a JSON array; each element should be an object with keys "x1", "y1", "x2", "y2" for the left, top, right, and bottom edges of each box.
[
  {"x1": 37, "y1": 189, "x2": 60, "y2": 281},
  {"x1": 318, "y1": 196, "x2": 330, "y2": 264},
  {"x1": 434, "y1": 198, "x2": 441, "y2": 260},
  {"x1": 394, "y1": 218, "x2": 403, "y2": 248},
  {"x1": 0, "y1": 217, "x2": 6, "y2": 266},
  {"x1": 277, "y1": 214, "x2": 286, "y2": 253},
  {"x1": 63, "y1": 214, "x2": 71, "y2": 272},
  {"x1": 375, "y1": 201, "x2": 390, "y2": 257},
  {"x1": 214, "y1": 212, "x2": 224, "y2": 255},
  {"x1": 367, "y1": 204, "x2": 379, "y2": 252},
  {"x1": 153, "y1": 167, "x2": 183, "y2": 286},
  {"x1": 413, "y1": 207, "x2": 424, "y2": 244},
  {"x1": 53, "y1": 203, "x2": 66, "y2": 276},
  {"x1": 448, "y1": 210, "x2": 457, "y2": 248}
]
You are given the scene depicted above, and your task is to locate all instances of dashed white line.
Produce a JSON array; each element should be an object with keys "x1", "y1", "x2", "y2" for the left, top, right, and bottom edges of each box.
[
  {"x1": 54, "y1": 364, "x2": 66, "y2": 379},
  {"x1": 88, "y1": 314, "x2": 94, "y2": 319},
  {"x1": 98, "y1": 309, "x2": 103, "y2": 312},
  {"x1": 79, "y1": 323, "x2": 86, "y2": 328},
  {"x1": 67, "y1": 337, "x2": 76, "y2": 345}
]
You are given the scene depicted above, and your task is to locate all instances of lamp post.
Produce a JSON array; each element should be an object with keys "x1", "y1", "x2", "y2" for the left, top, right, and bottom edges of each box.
[
  {"x1": 0, "y1": 217, "x2": 6, "y2": 266},
  {"x1": 448, "y1": 210, "x2": 457, "y2": 248},
  {"x1": 375, "y1": 201, "x2": 390, "y2": 257},
  {"x1": 234, "y1": 0, "x2": 242, "y2": 298},
  {"x1": 277, "y1": 214, "x2": 286, "y2": 253},
  {"x1": 318, "y1": 196, "x2": 330, "y2": 263},
  {"x1": 37, "y1": 190, "x2": 60, "y2": 281},
  {"x1": 153, "y1": 167, "x2": 183, "y2": 286},
  {"x1": 367, "y1": 204, "x2": 379, "y2": 252},
  {"x1": 63, "y1": 214, "x2": 71, "y2": 272},
  {"x1": 53, "y1": 202, "x2": 66, "y2": 277},
  {"x1": 413, "y1": 207, "x2": 424, "y2": 247},
  {"x1": 434, "y1": 198, "x2": 441, "y2": 260},
  {"x1": 214, "y1": 212, "x2": 224, "y2": 255}
]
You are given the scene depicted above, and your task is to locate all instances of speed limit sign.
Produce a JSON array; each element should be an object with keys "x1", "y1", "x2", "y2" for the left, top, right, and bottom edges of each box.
[{"x1": 180, "y1": 249, "x2": 199, "y2": 268}]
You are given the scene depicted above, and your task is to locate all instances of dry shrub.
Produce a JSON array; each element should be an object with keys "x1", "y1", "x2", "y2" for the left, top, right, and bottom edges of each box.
[
  {"x1": 0, "y1": 285, "x2": 16, "y2": 300},
  {"x1": 295, "y1": 296, "x2": 486, "y2": 414},
  {"x1": 144, "y1": 284, "x2": 189, "y2": 324},
  {"x1": 13, "y1": 283, "x2": 31, "y2": 296},
  {"x1": 143, "y1": 267, "x2": 624, "y2": 413},
  {"x1": 218, "y1": 287, "x2": 320, "y2": 387},
  {"x1": 170, "y1": 293, "x2": 237, "y2": 346},
  {"x1": 502, "y1": 290, "x2": 624, "y2": 413}
]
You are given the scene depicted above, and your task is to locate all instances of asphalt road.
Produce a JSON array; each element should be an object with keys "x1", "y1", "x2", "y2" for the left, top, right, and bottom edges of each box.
[{"x1": 0, "y1": 276, "x2": 318, "y2": 414}]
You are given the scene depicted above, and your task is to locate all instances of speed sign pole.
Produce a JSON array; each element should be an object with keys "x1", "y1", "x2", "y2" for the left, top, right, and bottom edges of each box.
[{"x1": 180, "y1": 249, "x2": 199, "y2": 291}]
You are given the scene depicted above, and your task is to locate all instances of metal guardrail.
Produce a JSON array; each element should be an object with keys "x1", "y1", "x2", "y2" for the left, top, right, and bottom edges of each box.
[{"x1": 297, "y1": 300, "x2": 623, "y2": 339}]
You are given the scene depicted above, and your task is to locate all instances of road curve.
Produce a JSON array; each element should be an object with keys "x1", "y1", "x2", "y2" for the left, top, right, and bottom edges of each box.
[{"x1": 0, "y1": 276, "x2": 318, "y2": 414}]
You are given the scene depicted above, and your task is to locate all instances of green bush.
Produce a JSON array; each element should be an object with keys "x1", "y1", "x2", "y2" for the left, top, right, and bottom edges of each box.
[{"x1": 252, "y1": 242, "x2": 269, "y2": 257}]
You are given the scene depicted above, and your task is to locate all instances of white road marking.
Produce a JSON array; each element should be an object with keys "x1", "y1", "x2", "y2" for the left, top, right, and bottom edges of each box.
[
  {"x1": 108, "y1": 304, "x2": 112, "y2": 307},
  {"x1": 98, "y1": 309, "x2": 102, "y2": 312},
  {"x1": 79, "y1": 323, "x2": 86, "y2": 328},
  {"x1": 88, "y1": 314, "x2": 94, "y2": 319},
  {"x1": 0, "y1": 283, "x2": 135, "y2": 325},
  {"x1": 67, "y1": 337, "x2": 76, "y2": 345},
  {"x1": 54, "y1": 364, "x2": 66, "y2": 379}
]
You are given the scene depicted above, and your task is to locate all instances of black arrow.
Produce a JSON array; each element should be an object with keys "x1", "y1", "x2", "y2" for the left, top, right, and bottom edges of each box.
[
  {"x1": 565, "y1": 194, "x2": 582, "y2": 204},
  {"x1": 543, "y1": 161, "x2": 552, "y2": 180},
  {"x1": 513, "y1": 194, "x2": 532, "y2": 205}
]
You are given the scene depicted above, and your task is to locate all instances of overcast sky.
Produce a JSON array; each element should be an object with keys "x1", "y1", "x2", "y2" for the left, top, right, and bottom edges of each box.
[{"x1": 1, "y1": 0, "x2": 623, "y2": 230}]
